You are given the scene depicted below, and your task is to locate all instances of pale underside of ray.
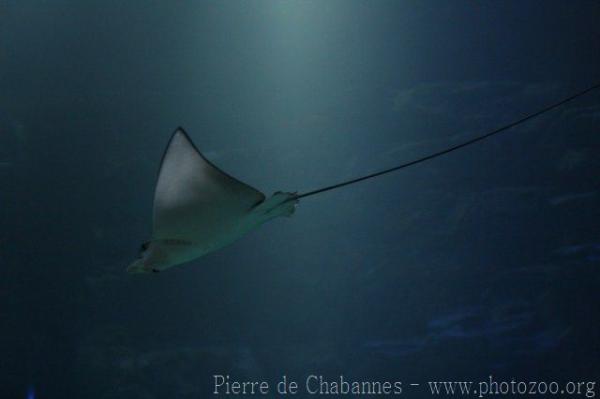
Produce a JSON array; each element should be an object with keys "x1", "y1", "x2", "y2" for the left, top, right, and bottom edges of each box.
[{"x1": 152, "y1": 128, "x2": 265, "y2": 243}]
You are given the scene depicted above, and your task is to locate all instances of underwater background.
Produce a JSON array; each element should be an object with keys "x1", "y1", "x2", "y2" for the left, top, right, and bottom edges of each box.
[{"x1": 1, "y1": 1, "x2": 599, "y2": 398}]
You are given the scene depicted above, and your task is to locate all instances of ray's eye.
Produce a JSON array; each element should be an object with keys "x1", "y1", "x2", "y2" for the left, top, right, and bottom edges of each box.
[{"x1": 139, "y1": 241, "x2": 150, "y2": 254}]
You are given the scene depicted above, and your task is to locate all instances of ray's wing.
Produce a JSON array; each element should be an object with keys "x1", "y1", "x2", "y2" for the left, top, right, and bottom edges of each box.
[{"x1": 152, "y1": 128, "x2": 265, "y2": 240}]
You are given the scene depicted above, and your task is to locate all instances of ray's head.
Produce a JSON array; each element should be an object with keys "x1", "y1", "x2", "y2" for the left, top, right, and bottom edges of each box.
[
  {"x1": 127, "y1": 241, "x2": 164, "y2": 274},
  {"x1": 127, "y1": 239, "x2": 196, "y2": 273}
]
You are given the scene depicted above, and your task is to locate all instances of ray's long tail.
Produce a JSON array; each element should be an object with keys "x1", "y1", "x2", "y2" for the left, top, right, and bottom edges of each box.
[{"x1": 293, "y1": 82, "x2": 600, "y2": 201}]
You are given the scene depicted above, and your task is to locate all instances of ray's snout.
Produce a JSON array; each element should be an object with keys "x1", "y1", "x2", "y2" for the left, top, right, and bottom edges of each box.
[{"x1": 127, "y1": 259, "x2": 148, "y2": 274}]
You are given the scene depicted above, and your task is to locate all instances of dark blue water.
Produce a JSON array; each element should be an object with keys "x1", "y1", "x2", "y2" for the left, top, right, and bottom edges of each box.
[{"x1": 2, "y1": 2, "x2": 599, "y2": 398}]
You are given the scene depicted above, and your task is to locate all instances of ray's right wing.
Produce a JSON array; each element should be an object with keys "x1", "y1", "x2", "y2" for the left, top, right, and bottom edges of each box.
[{"x1": 152, "y1": 128, "x2": 265, "y2": 240}]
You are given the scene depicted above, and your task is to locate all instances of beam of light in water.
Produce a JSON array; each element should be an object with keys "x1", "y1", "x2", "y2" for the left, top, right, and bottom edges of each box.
[{"x1": 26, "y1": 386, "x2": 35, "y2": 399}]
